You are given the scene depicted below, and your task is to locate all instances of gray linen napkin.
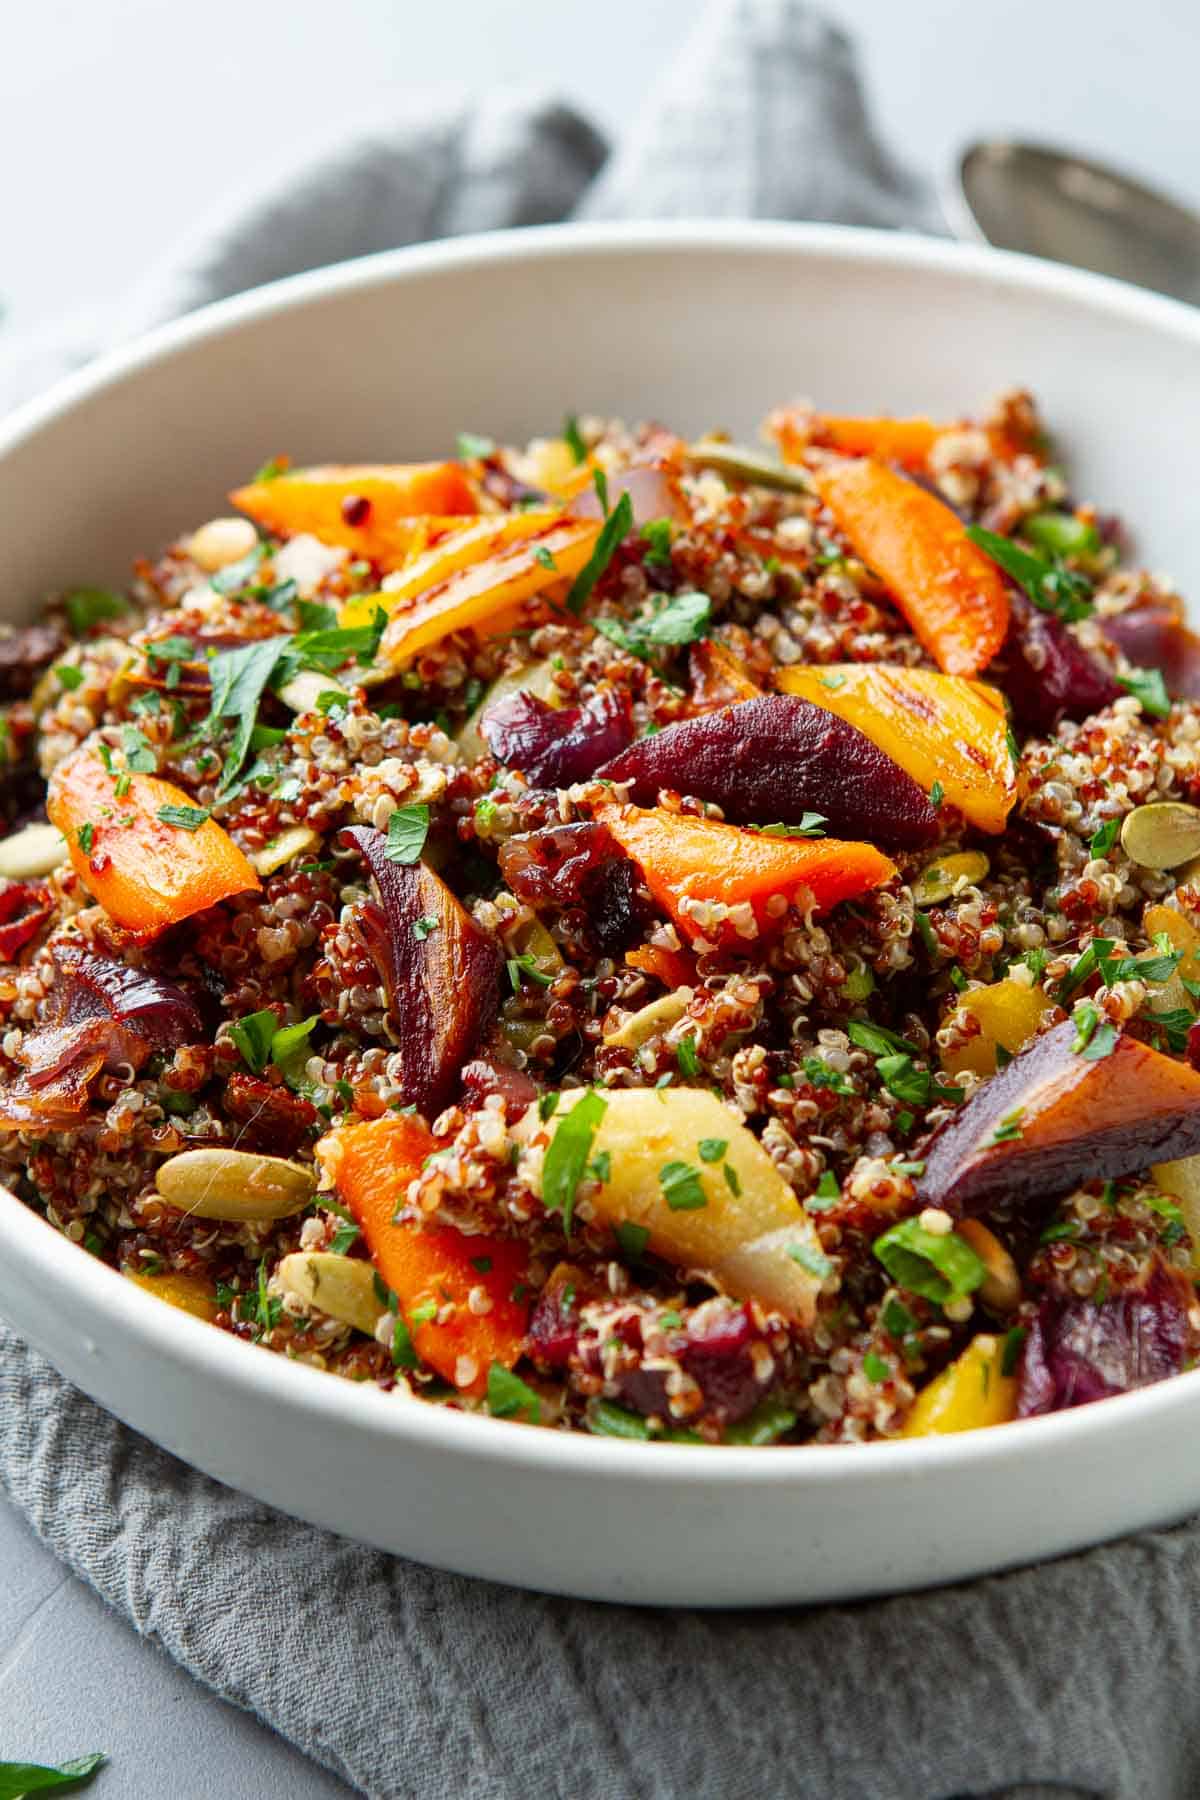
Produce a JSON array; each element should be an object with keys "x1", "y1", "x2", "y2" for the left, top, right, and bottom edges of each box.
[{"x1": 0, "y1": 3, "x2": 1182, "y2": 1797}]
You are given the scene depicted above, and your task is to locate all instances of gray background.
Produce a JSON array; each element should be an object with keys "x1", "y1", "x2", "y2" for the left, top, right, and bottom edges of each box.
[{"x1": 2, "y1": 0, "x2": 1199, "y2": 1793}]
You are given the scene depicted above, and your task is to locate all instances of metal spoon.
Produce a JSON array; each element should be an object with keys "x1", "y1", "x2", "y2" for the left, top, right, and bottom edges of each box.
[{"x1": 944, "y1": 139, "x2": 1200, "y2": 306}]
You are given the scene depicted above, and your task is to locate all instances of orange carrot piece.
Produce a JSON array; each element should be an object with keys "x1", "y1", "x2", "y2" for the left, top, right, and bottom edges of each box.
[
  {"x1": 47, "y1": 749, "x2": 260, "y2": 938},
  {"x1": 231, "y1": 464, "x2": 478, "y2": 568},
  {"x1": 626, "y1": 943, "x2": 697, "y2": 990},
  {"x1": 815, "y1": 417, "x2": 941, "y2": 469},
  {"x1": 317, "y1": 1115, "x2": 528, "y2": 1395},
  {"x1": 811, "y1": 458, "x2": 1010, "y2": 676},
  {"x1": 687, "y1": 639, "x2": 762, "y2": 711},
  {"x1": 599, "y1": 805, "x2": 896, "y2": 945},
  {"x1": 380, "y1": 518, "x2": 601, "y2": 666}
]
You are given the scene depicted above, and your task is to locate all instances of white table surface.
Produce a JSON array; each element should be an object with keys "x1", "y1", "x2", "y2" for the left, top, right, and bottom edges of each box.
[{"x1": 1, "y1": 1, "x2": 1198, "y2": 1792}]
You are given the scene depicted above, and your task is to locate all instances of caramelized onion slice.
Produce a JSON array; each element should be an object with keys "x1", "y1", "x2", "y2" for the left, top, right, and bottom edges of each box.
[{"x1": 341, "y1": 826, "x2": 502, "y2": 1118}]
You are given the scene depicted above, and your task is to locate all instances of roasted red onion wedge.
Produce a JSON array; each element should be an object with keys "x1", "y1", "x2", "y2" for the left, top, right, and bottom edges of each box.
[
  {"x1": 917, "y1": 1019, "x2": 1200, "y2": 1217},
  {"x1": 341, "y1": 825, "x2": 502, "y2": 1119},
  {"x1": 569, "y1": 461, "x2": 687, "y2": 527},
  {"x1": 481, "y1": 687, "x2": 633, "y2": 786},
  {"x1": 1017, "y1": 1259, "x2": 1192, "y2": 1416},
  {"x1": 596, "y1": 694, "x2": 938, "y2": 848},
  {"x1": 0, "y1": 881, "x2": 54, "y2": 961},
  {"x1": 1101, "y1": 605, "x2": 1200, "y2": 701},
  {"x1": 1005, "y1": 592, "x2": 1120, "y2": 731}
]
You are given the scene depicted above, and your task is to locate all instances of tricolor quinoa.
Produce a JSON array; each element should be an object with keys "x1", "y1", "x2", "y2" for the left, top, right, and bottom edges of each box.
[{"x1": 4, "y1": 393, "x2": 1200, "y2": 1444}]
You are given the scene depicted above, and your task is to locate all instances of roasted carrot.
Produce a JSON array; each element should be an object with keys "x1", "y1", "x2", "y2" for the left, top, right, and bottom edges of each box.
[
  {"x1": 231, "y1": 463, "x2": 477, "y2": 568},
  {"x1": 811, "y1": 458, "x2": 1010, "y2": 676},
  {"x1": 775, "y1": 663, "x2": 1017, "y2": 834},
  {"x1": 47, "y1": 749, "x2": 260, "y2": 937},
  {"x1": 338, "y1": 509, "x2": 564, "y2": 629},
  {"x1": 626, "y1": 943, "x2": 698, "y2": 990},
  {"x1": 599, "y1": 804, "x2": 896, "y2": 945},
  {"x1": 379, "y1": 518, "x2": 601, "y2": 666},
  {"x1": 317, "y1": 1114, "x2": 529, "y2": 1395}
]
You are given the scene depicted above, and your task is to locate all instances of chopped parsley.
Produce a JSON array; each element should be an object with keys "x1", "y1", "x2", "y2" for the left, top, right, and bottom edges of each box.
[
  {"x1": 542, "y1": 1090, "x2": 607, "y2": 1234},
  {"x1": 76, "y1": 821, "x2": 94, "y2": 854},
  {"x1": 801, "y1": 1056, "x2": 854, "y2": 1095},
  {"x1": 788, "y1": 1243, "x2": 833, "y2": 1280},
  {"x1": 1090, "y1": 818, "x2": 1120, "y2": 857},
  {"x1": 156, "y1": 803, "x2": 210, "y2": 831},
  {"x1": 929, "y1": 779, "x2": 944, "y2": 810},
  {"x1": 966, "y1": 524, "x2": 1094, "y2": 623},
  {"x1": 413, "y1": 915, "x2": 439, "y2": 940},
  {"x1": 487, "y1": 1363, "x2": 542, "y2": 1422},
  {"x1": 567, "y1": 490, "x2": 634, "y2": 614},
  {"x1": 1118, "y1": 666, "x2": 1171, "y2": 718},
  {"x1": 640, "y1": 517, "x2": 673, "y2": 566},
  {"x1": 848, "y1": 1020, "x2": 918, "y2": 1058},
  {"x1": 391, "y1": 1314, "x2": 420, "y2": 1370},
  {"x1": 872, "y1": 1217, "x2": 986, "y2": 1305},
  {"x1": 1000, "y1": 1325, "x2": 1027, "y2": 1377},
  {"x1": 456, "y1": 431, "x2": 495, "y2": 460},
  {"x1": 990, "y1": 1107, "x2": 1025, "y2": 1143},
  {"x1": 596, "y1": 586, "x2": 711, "y2": 656},
  {"x1": 751, "y1": 814, "x2": 826, "y2": 839},
  {"x1": 63, "y1": 587, "x2": 129, "y2": 634},
  {"x1": 227, "y1": 1008, "x2": 279, "y2": 1074},
  {"x1": 697, "y1": 1137, "x2": 728, "y2": 1164},
  {"x1": 659, "y1": 1160, "x2": 707, "y2": 1211},
  {"x1": 563, "y1": 414, "x2": 588, "y2": 464},
  {"x1": 383, "y1": 803, "x2": 430, "y2": 866},
  {"x1": 533, "y1": 546, "x2": 558, "y2": 572},
  {"x1": 507, "y1": 954, "x2": 555, "y2": 992},
  {"x1": 863, "y1": 1351, "x2": 890, "y2": 1385},
  {"x1": 614, "y1": 1220, "x2": 651, "y2": 1263},
  {"x1": 54, "y1": 662, "x2": 84, "y2": 691},
  {"x1": 676, "y1": 1034, "x2": 701, "y2": 1077}
]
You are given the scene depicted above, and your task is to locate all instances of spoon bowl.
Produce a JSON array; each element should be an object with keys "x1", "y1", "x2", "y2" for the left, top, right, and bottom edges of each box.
[{"x1": 947, "y1": 139, "x2": 1200, "y2": 305}]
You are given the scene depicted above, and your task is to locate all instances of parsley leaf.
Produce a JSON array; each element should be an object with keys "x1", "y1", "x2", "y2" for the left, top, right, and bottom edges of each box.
[
  {"x1": 848, "y1": 1019, "x2": 919, "y2": 1058},
  {"x1": 1117, "y1": 666, "x2": 1171, "y2": 718},
  {"x1": 659, "y1": 1160, "x2": 707, "y2": 1211},
  {"x1": 542, "y1": 1091, "x2": 607, "y2": 1234},
  {"x1": 873, "y1": 1218, "x2": 986, "y2": 1304},
  {"x1": 0, "y1": 1752, "x2": 108, "y2": 1795},
  {"x1": 1090, "y1": 818, "x2": 1120, "y2": 856},
  {"x1": 156, "y1": 803, "x2": 210, "y2": 831},
  {"x1": 487, "y1": 1363, "x2": 542, "y2": 1422},
  {"x1": 383, "y1": 804, "x2": 430, "y2": 866},
  {"x1": 207, "y1": 636, "x2": 290, "y2": 795},
  {"x1": 966, "y1": 524, "x2": 1094, "y2": 623},
  {"x1": 63, "y1": 587, "x2": 129, "y2": 635},
  {"x1": 566, "y1": 490, "x2": 634, "y2": 614},
  {"x1": 614, "y1": 1220, "x2": 650, "y2": 1263},
  {"x1": 640, "y1": 517, "x2": 673, "y2": 566},
  {"x1": 596, "y1": 588, "x2": 711, "y2": 656},
  {"x1": 227, "y1": 1008, "x2": 278, "y2": 1074},
  {"x1": 563, "y1": 414, "x2": 588, "y2": 464},
  {"x1": 751, "y1": 815, "x2": 826, "y2": 839},
  {"x1": 456, "y1": 431, "x2": 495, "y2": 460}
]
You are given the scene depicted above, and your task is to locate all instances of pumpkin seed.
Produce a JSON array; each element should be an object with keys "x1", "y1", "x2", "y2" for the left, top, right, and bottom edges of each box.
[
  {"x1": 686, "y1": 439, "x2": 813, "y2": 495},
  {"x1": 603, "y1": 991, "x2": 693, "y2": 1050},
  {"x1": 1121, "y1": 802, "x2": 1200, "y2": 870},
  {"x1": 911, "y1": 850, "x2": 990, "y2": 906},
  {"x1": 156, "y1": 1148, "x2": 315, "y2": 1220},
  {"x1": 0, "y1": 821, "x2": 68, "y2": 880},
  {"x1": 250, "y1": 824, "x2": 320, "y2": 877},
  {"x1": 185, "y1": 516, "x2": 259, "y2": 574},
  {"x1": 277, "y1": 1251, "x2": 385, "y2": 1336}
]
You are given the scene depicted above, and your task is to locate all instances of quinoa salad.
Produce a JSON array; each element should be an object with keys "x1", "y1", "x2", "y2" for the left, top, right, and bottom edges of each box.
[{"x1": 5, "y1": 395, "x2": 1200, "y2": 1446}]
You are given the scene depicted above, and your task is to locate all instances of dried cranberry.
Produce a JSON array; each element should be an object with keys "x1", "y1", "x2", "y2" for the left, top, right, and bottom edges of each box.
[
  {"x1": 1004, "y1": 592, "x2": 1120, "y2": 731},
  {"x1": 340, "y1": 494, "x2": 371, "y2": 527},
  {"x1": 0, "y1": 880, "x2": 52, "y2": 960},
  {"x1": 225, "y1": 1073, "x2": 318, "y2": 1155},
  {"x1": 1018, "y1": 1259, "x2": 1191, "y2": 1415}
]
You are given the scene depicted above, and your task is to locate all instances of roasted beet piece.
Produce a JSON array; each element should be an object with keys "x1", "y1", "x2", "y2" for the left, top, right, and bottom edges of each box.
[
  {"x1": 1101, "y1": 605, "x2": 1200, "y2": 701},
  {"x1": 1004, "y1": 591, "x2": 1120, "y2": 731},
  {"x1": 596, "y1": 695, "x2": 938, "y2": 848},
  {"x1": 481, "y1": 687, "x2": 634, "y2": 787},
  {"x1": 341, "y1": 826, "x2": 502, "y2": 1119},
  {"x1": 460, "y1": 1056, "x2": 539, "y2": 1115},
  {"x1": 224, "y1": 1073, "x2": 317, "y2": 1155},
  {"x1": 0, "y1": 625, "x2": 64, "y2": 700},
  {"x1": 611, "y1": 1304, "x2": 771, "y2": 1426},
  {"x1": 1018, "y1": 1259, "x2": 1192, "y2": 1416},
  {"x1": 917, "y1": 1019, "x2": 1200, "y2": 1217}
]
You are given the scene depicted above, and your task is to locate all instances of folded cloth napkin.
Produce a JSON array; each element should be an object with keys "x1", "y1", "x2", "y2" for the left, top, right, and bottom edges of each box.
[{"x1": 0, "y1": 3, "x2": 1187, "y2": 1797}]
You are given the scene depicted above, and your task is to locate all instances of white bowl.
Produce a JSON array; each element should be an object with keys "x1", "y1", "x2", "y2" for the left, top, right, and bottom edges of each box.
[{"x1": 3, "y1": 222, "x2": 1200, "y2": 1609}]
